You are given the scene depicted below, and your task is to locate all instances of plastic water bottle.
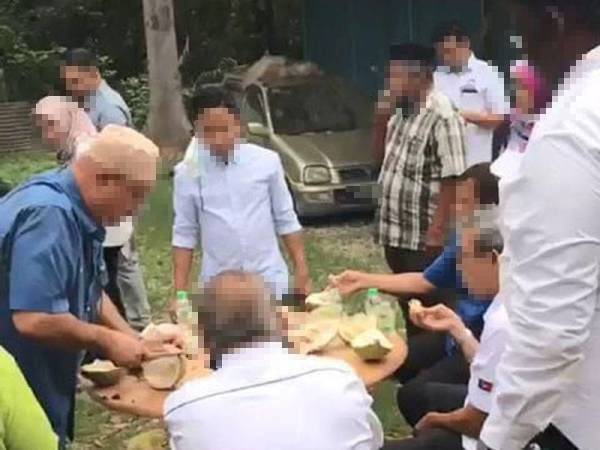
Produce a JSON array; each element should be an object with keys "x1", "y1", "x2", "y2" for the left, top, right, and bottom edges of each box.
[
  {"x1": 365, "y1": 288, "x2": 396, "y2": 334},
  {"x1": 176, "y1": 291, "x2": 199, "y2": 357}
]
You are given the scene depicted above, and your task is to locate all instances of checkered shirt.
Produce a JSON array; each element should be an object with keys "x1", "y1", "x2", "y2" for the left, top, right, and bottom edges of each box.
[{"x1": 376, "y1": 90, "x2": 467, "y2": 251}]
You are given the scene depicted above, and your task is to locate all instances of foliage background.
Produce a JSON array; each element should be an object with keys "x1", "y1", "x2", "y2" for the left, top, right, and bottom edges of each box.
[{"x1": 0, "y1": 0, "x2": 302, "y2": 120}]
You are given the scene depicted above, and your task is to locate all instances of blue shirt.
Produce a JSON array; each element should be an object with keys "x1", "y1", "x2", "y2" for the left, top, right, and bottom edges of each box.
[
  {"x1": 172, "y1": 141, "x2": 302, "y2": 299},
  {"x1": 85, "y1": 79, "x2": 132, "y2": 130},
  {"x1": 0, "y1": 169, "x2": 105, "y2": 445},
  {"x1": 424, "y1": 235, "x2": 492, "y2": 353}
]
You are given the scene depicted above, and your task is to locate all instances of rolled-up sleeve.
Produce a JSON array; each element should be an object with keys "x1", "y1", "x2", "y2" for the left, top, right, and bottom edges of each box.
[
  {"x1": 172, "y1": 165, "x2": 200, "y2": 249},
  {"x1": 481, "y1": 135, "x2": 600, "y2": 449},
  {"x1": 435, "y1": 114, "x2": 467, "y2": 178},
  {"x1": 9, "y1": 206, "x2": 76, "y2": 314},
  {"x1": 268, "y1": 155, "x2": 302, "y2": 236}
]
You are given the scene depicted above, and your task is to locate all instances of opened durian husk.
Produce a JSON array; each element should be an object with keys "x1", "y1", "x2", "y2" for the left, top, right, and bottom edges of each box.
[
  {"x1": 292, "y1": 319, "x2": 339, "y2": 355},
  {"x1": 142, "y1": 354, "x2": 187, "y2": 390},
  {"x1": 305, "y1": 288, "x2": 342, "y2": 310},
  {"x1": 338, "y1": 313, "x2": 378, "y2": 344}
]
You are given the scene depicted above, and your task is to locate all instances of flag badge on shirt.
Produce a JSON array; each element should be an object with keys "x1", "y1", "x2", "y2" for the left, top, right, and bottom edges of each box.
[{"x1": 478, "y1": 378, "x2": 494, "y2": 392}]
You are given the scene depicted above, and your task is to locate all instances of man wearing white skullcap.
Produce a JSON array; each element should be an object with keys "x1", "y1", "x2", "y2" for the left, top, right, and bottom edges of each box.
[{"x1": 0, "y1": 125, "x2": 162, "y2": 448}]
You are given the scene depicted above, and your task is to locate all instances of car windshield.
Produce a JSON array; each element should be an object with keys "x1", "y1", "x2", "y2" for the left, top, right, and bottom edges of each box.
[{"x1": 268, "y1": 80, "x2": 367, "y2": 135}]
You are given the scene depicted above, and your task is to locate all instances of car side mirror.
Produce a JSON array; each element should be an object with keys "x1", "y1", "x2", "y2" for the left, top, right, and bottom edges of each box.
[{"x1": 247, "y1": 122, "x2": 270, "y2": 137}]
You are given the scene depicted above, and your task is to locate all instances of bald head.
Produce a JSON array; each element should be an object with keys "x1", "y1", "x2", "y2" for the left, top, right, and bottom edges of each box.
[
  {"x1": 195, "y1": 271, "x2": 280, "y2": 360},
  {"x1": 72, "y1": 125, "x2": 159, "y2": 225}
]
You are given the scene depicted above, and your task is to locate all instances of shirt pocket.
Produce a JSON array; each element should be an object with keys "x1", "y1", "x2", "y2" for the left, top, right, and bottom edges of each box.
[
  {"x1": 460, "y1": 88, "x2": 485, "y2": 112},
  {"x1": 400, "y1": 135, "x2": 426, "y2": 180}
]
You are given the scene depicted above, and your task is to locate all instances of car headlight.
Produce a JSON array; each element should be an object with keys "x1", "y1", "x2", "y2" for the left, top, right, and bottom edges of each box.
[{"x1": 303, "y1": 166, "x2": 331, "y2": 185}]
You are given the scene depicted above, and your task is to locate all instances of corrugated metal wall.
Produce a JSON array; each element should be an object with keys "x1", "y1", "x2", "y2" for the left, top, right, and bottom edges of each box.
[
  {"x1": 0, "y1": 102, "x2": 34, "y2": 153},
  {"x1": 303, "y1": 0, "x2": 489, "y2": 97}
]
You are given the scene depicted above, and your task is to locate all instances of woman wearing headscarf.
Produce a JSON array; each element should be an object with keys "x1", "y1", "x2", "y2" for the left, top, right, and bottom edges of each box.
[
  {"x1": 33, "y1": 95, "x2": 129, "y2": 318},
  {"x1": 33, "y1": 95, "x2": 98, "y2": 165},
  {"x1": 491, "y1": 61, "x2": 550, "y2": 181}
]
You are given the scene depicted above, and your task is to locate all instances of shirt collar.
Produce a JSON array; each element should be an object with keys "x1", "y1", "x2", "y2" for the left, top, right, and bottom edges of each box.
[
  {"x1": 199, "y1": 140, "x2": 242, "y2": 166},
  {"x1": 466, "y1": 53, "x2": 476, "y2": 71},
  {"x1": 439, "y1": 52, "x2": 474, "y2": 74},
  {"x1": 84, "y1": 79, "x2": 106, "y2": 111},
  {"x1": 57, "y1": 168, "x2": 105, "y2": 240},
  {"x1": 219, "y1": 341, "x2": 288, "y2": 370}
]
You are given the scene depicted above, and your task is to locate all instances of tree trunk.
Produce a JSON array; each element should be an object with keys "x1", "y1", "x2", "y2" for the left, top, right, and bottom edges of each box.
[
  {"x1": 263, "y1": 0, "x2": 276, "y2": 54},
  {"x1": 142, "y1": 0, "x2": 191, "y2": 160}
]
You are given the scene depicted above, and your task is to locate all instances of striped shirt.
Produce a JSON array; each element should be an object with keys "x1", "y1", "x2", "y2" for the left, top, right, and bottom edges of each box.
[{"x1": 377, "y1": 90, "x2": 467, "y2": 251}]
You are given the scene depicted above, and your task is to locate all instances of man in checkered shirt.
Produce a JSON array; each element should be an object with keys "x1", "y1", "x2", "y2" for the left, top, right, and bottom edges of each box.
[{"x1": 373, "y1": 43, "x2": 467, "y2": 329}]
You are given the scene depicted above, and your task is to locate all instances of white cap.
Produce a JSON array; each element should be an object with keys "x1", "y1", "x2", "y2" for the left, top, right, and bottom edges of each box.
[{"x1": 79, "y1": 125, "x2": 160, "y2": 184}]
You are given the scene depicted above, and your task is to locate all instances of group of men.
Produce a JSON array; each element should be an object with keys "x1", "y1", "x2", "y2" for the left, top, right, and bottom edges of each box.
[{"x1": 1, "y1": 0, "x2": 600, "y2": 449}]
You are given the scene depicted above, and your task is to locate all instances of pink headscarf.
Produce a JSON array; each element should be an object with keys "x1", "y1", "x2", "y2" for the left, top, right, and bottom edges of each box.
[
  {"x1": 34, "y1": 96, "x2": 98, "y2": 164},
  {"x1": 510, "y1": 60, "x2": 551, "y2": 114}
]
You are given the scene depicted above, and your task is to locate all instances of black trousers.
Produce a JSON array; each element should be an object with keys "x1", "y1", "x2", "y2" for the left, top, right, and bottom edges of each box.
[
  {"x1": 103, "y1": 246, "x2": 126, "y2": 318},
  {"x1": 398, "y1": 380, "x2": 468, "y2": 428},
  {"x1": 384, "y1": 246, "x2": 454, "y2": 337},
  {"x1": 395, "y1": 332, "x2": 471, "y2": 384},
  {"x1": 382, "y1": 427, "x2": 462, "y2": 450},
  {"x1": 383, "y1": 383, "x2": 468, "y2": 450},
  {"x1": 529, "y1": 424, "x2": 579, "y2": 450},
  {"x1": 395, "y1": 330, "x2": 470, "y2": 426}
]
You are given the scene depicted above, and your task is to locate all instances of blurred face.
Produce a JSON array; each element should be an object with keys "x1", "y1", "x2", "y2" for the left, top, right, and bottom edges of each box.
[
  {"x1": 196, "y1": 107, "x2": 241, "y2": 156},
  {"x1": 90, "y1": 173, "x2": 155, "y2": 225},
  {"x1": 35, "y1": 115, "x2": 68, "y2": 150},
  {"x1": 512, "y1": 77, "x2": 535, "y2": 114},
  {"x1": 435, "y1": 36, "x2": 471, "y2": 69},
  {"x1": 388, "y1": 61, "x2": 429, "y2": 101},
  {"x1": 61, "y1": 65, "x2": 100, "y2": 98},
  {"x1": 454, "y1": 178, "x2": 477, "y2": 219},
  {"x1": 459, "y1": 226, "x2": 500, "y2": 298}
]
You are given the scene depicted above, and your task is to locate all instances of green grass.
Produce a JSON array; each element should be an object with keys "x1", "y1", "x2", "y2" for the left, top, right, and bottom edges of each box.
[{"x1": 0, "y1": 150, "x2": 410, "y2": 448}]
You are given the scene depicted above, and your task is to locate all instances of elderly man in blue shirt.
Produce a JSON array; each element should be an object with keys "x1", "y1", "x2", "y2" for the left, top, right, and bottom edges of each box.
[
  {"x1": 61, "y1": 48, "x2": 151, "y2": 330},
  {"x1": 172, "y1": 87, "x2": 310, "y2": 304},
  {"x1": 0, "y1": 126, "x2": 160, "y2": 448}
]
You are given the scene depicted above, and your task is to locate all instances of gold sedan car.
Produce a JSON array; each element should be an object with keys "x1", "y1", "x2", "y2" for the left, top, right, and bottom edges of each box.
[{"x1": 222, "y1": 71, "x2": 378, "y2": 218}]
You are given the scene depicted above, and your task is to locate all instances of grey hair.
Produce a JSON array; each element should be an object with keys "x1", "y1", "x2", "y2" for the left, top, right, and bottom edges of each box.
[
  {"x1": 193, "y1": 271, "x2": 280, "y2": 360},
  {"x1": 460, "y1": 206, "x2": 504, "y2": 255}
]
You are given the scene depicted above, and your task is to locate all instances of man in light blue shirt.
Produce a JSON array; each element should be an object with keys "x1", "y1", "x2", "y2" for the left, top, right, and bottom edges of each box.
[
  {"x1": 62, "y1": 48, "x2": 151, "y2": 330},
  {"x1": 172, "y1": 87, "x2": 310, "y2": 301}
]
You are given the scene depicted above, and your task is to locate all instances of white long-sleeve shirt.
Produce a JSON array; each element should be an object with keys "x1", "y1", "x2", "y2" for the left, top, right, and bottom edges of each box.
[
  {"x1": 172, "y1": 139, "x2": 302, "y2": 299},
  {"x1": 164, "y1": 342, "x2": 383, "y2": 450},
  {"x1": 480, "y1": 47, "x2": 600, "y2": 450}
]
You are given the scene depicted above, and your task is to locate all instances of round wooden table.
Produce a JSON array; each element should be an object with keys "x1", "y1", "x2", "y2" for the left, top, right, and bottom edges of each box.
[{"x1": 89, "y1": 312, "x2": 407, "y2": 418}]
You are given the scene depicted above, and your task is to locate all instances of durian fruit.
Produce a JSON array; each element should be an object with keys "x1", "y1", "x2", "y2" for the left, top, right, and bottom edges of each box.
[
  {"x1": 141, "y1": 322, "x2": 185, "y2": 343},
  {"x1": 305, "y1": 288, "x2": 343, "y2": 310},
  {"x1": 142, "y1": 355, "x2": 187, "y2": 390},
  {"x1": 351, "y1": 329, "x2": 393, "y2": 361},
  {"x1": 408, "y1": 299, "x2": 424, "y2": 316},
  {"x1": 294, "y1": 320, "x2": 339, "y2": 355},
  {"x1": 338, "y1": 313, "x2": 378, "y2": 344},
  {"x1": 308, "y1": 303, "x2": 343, "y2": 321},
  {"x1": 80, "y1": 359, "x2": 124, "y2": 387}
]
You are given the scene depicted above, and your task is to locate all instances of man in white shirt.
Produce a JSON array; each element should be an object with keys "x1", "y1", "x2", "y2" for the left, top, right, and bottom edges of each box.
[
  {"x1": 433, "y1": 22, "x2": 510, "y2": 167},
  {"x1": 164, "y1": 271, "x2": 383, "y2": 450},
  {"x1": 172, "y1": 87, "x2": 310, "y2": 304},
  {"x1": 383, "y1": 217, "x2": 508, "y2": 450},
  {"x1": 480, "y1": 2, "x2": 600, "y2": 449}
]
